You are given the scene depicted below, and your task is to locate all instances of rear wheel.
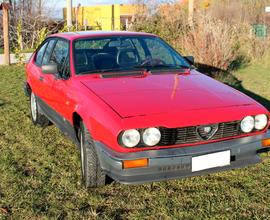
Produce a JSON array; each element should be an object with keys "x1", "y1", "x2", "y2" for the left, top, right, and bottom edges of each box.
[
  {"x1": 79, "y1": 122, "x2": 106, "y2": 188},
  {"x1": 30, "y1": 92, "x2": 50, "y2": 127}
]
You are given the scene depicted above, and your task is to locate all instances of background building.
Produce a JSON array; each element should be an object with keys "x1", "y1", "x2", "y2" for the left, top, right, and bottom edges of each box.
[{"x1": 63, "y1": 4, "x2": 141, "y2": 31}]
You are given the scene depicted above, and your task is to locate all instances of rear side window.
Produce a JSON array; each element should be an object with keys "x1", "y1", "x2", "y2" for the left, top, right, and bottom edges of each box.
[
  {"x1": 42, "y1": 40, "x2": 56, "y2": 65},
  {"x1": 35, "y1": 42, "x2": 48, "y2": 66}
]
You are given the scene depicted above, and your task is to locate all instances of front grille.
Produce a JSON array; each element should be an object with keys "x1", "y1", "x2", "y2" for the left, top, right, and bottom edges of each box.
[{"x1": 159, "y1": 121, "x2": 242, "y2": 146}]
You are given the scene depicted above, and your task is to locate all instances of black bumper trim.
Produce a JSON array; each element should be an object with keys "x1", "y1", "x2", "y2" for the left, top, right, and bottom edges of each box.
[{"x1": 94, "y1": 130, "x2": 270, "y2": 185}]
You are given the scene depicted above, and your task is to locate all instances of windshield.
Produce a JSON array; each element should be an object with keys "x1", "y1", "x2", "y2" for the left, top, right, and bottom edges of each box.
[{"x1": 73, "y1": 36, "x2": 190, "y2": 75}]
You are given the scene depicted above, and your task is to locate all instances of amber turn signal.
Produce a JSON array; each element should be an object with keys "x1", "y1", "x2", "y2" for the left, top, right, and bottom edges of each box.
[
  {"x1": 122, "y1": 158, "x2": 149, "y2": 169},
  {"x1": 262, "y1": 138, "x2": 270, "y2": 147}
]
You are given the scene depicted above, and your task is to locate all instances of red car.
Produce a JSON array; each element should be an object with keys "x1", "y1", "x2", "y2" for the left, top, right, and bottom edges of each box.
[{"x1": 24, "y1": 31, "x2": 270, "y2": 188}]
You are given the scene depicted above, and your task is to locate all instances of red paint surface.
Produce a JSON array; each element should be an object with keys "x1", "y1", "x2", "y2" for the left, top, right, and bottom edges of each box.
[{"x1": 26, "y1": 32, "x2": 270, "y2": 153}]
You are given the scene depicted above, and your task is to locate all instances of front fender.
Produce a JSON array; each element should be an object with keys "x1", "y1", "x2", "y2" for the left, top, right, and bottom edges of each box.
[{"x1": 71, "y1": 84, "x2": 123, "y2": 151}]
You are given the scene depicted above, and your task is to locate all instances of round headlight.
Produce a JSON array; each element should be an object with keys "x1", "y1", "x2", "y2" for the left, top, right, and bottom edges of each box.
[
  {"x1": 142, "y1": 127, "x2": 161, "y2": 146},
  {"x1": 240, "y1": 116, "x2": 255, "y2": 133},
  {"x1": 255, "y1": 114, "x2": 268, "y2": 130},
  {"x1": 121, "y1": 129, "x2": 140, "y2": 148}
]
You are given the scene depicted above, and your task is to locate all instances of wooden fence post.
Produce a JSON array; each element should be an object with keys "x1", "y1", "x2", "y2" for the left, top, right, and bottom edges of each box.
[
  {"x1": 67, "y1": 0, "x2": 73, "y2": 31},
  {"x1": 1, "y1": 3, "x2": 11, "y2": 65}
]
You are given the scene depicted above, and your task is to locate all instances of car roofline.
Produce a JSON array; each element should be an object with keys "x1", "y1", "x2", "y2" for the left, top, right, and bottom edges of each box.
[{"x1": 49, "y1": 31, "x2": 157, "y2": 41}]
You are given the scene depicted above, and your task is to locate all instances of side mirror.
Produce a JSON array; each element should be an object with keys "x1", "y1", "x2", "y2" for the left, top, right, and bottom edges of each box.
[
  {"x1": 41, "y1": 64, "x2": 58, "y2": 74},
  {"x1": 184, "y1": 56, "x2": 195, "y2": 65}
]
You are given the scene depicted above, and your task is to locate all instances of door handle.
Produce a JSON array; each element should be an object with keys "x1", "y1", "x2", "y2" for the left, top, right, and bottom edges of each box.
[{"x1": 39, "y1": 76, "x2": 44, "y2": 82}]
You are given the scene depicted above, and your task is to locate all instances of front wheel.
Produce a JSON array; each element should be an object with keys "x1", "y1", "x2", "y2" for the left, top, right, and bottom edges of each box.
[
  {"x1": 79, "y1": 122, "x2": 106, "y2": 188},
  {"x1": 30, "y1": 92, "x2": 50, "y2": 127}
]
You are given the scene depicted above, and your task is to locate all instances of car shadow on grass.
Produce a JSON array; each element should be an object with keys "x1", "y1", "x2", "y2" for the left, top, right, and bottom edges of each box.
[
  {"x1": 196, "y1": 63, "x2": 270, "y2": 112},
  {"x1": 0, "y1": 99, "x2": 5, "y2": 107}
]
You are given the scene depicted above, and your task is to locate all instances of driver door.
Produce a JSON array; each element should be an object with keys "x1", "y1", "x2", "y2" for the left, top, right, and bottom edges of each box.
[
  {"x1": 30, "y1": 38, "x2": 57, "y2": 107},
  {"x1": 49, "y1": 39, "x2": 75, "y2": 124}
]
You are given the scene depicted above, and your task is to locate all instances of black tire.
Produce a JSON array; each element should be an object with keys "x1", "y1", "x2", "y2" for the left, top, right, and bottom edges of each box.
[
  {"x1": 30, "y1": 92, "x2": 50, "y2": 127},
  {"x1": 79, "y1": 122, "x2": 106, "y2": 188}
]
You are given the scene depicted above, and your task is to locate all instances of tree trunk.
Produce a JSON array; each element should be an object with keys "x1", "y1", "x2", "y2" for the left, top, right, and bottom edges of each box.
[{"x1": 3, "y1": 6, "x2": 11, "y2": 65}]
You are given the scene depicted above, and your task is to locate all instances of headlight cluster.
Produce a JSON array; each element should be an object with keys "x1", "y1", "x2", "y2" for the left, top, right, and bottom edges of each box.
[
  {"x1": 241, "y1": 114, "x2": 268, "y2": 133},
  {"x1": 120, "y1": 127, "x2": 161, "y2": 148},
  {"x1": 121, "y1": 129, "x2": 141, "y2": 148}
]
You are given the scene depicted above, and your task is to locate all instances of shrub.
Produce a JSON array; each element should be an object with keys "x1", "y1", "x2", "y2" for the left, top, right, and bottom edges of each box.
[
  {"x1": 182, "y1": 15, "x2": 249, "y2": 71},
  {"x1": 131, "y1": 1, "x2": 270, "y2": 73},
  {"x1": 36, "y1": 27, "x2": 48, "y2": 49}
]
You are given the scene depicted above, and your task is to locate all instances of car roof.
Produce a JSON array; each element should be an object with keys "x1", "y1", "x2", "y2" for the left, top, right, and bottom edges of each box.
[{"x1": 49, "y1": 31, "x2": 157, "y2": 41}]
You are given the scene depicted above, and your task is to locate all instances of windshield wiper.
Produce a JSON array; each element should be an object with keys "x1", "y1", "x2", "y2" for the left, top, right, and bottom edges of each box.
[
  {"x1": 78, "y1": 67, "x2": 145, "y2": 75},
  {"x1": 133, "y1": 64, "x2": 190, "y2": 70},
  {"x1": 78, "y1": 69, "x2": 120, "y2": 75},
  {"x1": 79, "y1": 67, "x2": 149, "y2": 75},
  {"x1": 77, "y1": 64, "x2": 190, "y2": 75}
]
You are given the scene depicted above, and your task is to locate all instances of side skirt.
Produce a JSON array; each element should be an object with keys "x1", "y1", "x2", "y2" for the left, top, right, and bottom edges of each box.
[{"x1": 36, "y1": 96, "x2": 79, "y2": 147}]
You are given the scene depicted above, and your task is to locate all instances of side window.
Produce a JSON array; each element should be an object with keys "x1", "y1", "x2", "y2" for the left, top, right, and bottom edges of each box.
[
  {"x1": 144, "y1": 38, "x2": 174, "y2": 64},
  {"x1": 42, "y1": 39, "x2": 56, "y2": 65},
  {"x1": 62, "y1": 57, "x2": 70, "y2": 79},
  {"x1": 35, "y1": 42, "x2": 48, "y2": 66},
  {"x1": 50, "y1": 40, "x2": 69, "y2": 66},
  {"x1": 50, "y1": 40, "x2": 70, "y2": 78}
]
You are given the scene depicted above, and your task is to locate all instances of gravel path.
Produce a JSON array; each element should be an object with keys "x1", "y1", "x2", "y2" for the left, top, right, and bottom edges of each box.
[{"x1": 0, "y1": 53, "x2": 33, "y2": 65}]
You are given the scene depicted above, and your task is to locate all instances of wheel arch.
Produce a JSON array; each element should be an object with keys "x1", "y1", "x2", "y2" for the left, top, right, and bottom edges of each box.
[
  {"x1": 72, "y1": 112, "x2": 83, "y2": 142},
  {"x1": 24, "y1": 82, "x2": 32, "y2": 97},
  {"x1": 72, "y1": 111, "x2": 94, "y2": 141}
]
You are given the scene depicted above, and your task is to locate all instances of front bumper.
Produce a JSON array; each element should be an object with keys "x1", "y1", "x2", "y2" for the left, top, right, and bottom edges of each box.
[{"x1": 95, "y1": 130, "x2": 270, "y2": 184}]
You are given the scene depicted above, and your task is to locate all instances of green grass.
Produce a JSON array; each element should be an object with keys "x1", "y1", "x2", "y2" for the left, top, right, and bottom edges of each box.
[
  {"x1": 233, "y1": 55, "x2": 270, "y2": 111},
  {"x1": 0, "y1": 62, "x2": 269, "y2": 219}
]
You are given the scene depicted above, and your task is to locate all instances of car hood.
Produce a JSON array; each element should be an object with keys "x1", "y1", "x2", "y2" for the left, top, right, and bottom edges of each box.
[{"x1": 81, "y1": 70, "x2": 257, "y2": 118}]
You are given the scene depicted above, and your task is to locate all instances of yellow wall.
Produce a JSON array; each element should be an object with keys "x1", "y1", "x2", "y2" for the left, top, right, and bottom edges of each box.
[
  {"x1": 119, "y1": 4, "x2": 138, "y2": 15},
  {"x1": 64, "y1": 4, "x2": 140, "y2": 31}
]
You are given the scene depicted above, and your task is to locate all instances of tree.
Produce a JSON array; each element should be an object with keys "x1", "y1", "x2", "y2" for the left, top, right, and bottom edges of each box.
[{"x1": 0, "y1": 0, "x2": 65, "y2": 51}]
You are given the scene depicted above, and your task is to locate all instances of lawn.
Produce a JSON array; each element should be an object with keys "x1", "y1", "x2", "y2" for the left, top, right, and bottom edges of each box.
[
  {"x1": 234, "y1": 56, "x2": 270, "y2": 111},
  {"x1": 0, "y1": 60, "x2": 269, "y2": 219}
]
